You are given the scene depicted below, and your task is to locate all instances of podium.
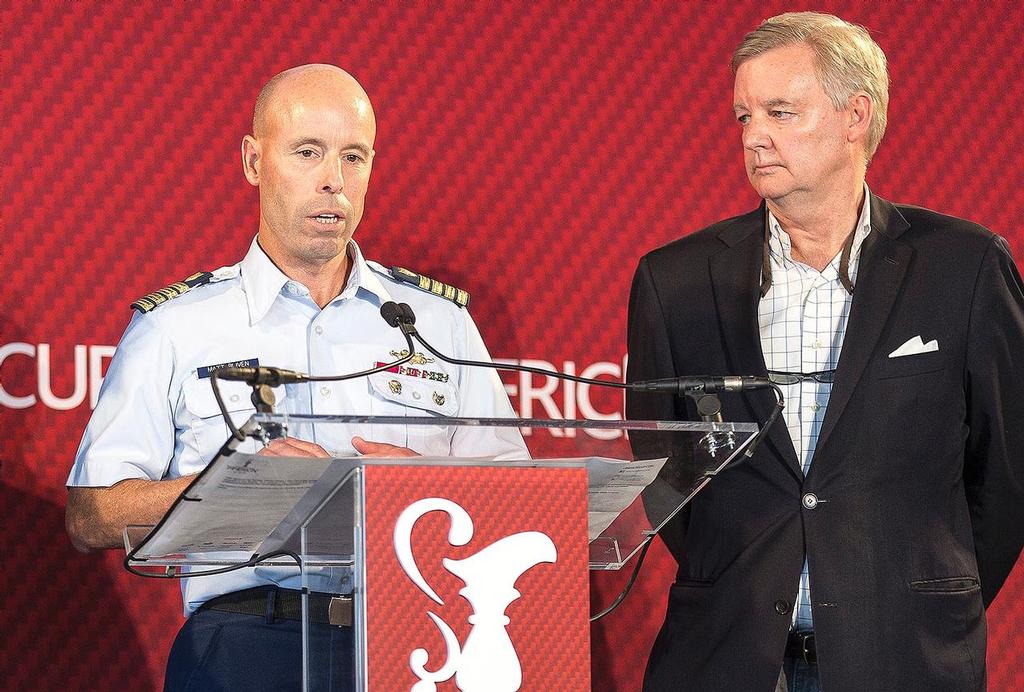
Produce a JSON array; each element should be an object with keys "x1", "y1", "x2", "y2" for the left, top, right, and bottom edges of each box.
[{"x1": 125, "y1": 414, "x2": 757, "y2": 691}]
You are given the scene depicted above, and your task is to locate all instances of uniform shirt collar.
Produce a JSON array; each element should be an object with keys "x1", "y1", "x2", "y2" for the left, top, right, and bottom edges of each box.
[{"x1": 239, "y1": 236, "x2": 393, "y2": 325}]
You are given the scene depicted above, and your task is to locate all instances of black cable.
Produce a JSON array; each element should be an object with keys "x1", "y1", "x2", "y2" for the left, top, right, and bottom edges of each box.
[
  {"x1": 124, "y1": 548, "x2": 303, "y2": 579},
  {"x1": 588, "y1": 384, "x2": 785, "y2": 620},
  {"x1": 590, "y1": 535, "x2": 654, "y2": 622},
  {"x1": 740, "y1": 382, "x2": 785, "y2": 461},
  {"x1": 410, "y1": 326, "x2": 783, "y2": 404},
  {"x1": 412, "y1": 331, "x2": 633, "y2": 389}
]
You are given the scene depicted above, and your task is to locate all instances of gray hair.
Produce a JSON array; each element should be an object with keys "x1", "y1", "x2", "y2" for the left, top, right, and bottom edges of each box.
[{"x1": 732, "y1": 11, "x2": 889, "y2": 162}]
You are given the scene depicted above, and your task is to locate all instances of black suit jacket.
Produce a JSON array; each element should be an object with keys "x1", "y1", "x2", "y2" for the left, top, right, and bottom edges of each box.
[{"x1": 626, "y1": 194, "x2": 1024, "y2": 691}]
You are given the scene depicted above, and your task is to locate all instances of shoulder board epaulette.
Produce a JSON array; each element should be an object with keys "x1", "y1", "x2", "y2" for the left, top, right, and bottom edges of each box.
[
  {"x1": 385, "y1": 266, "x2": 470, "y2": 308},
  {"x1": 131, "y1": 271, "x2": 215, "y2": 313}
]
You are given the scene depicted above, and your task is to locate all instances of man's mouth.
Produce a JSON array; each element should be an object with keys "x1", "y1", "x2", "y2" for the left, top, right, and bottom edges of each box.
[{"x1": 310, "y1": 213, "x2": 343, "y2": 225}]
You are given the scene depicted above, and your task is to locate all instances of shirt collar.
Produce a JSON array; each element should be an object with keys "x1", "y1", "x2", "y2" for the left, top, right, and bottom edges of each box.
[
  {"x1": 762, "y1": 183, "x2": 873, "y2": 295},
  {"x1": 239, "y1": 236, "x2": 393, "y2": 325},
  {"x1": 346, "y1": 240, "x2": 394, "y2": 306}
]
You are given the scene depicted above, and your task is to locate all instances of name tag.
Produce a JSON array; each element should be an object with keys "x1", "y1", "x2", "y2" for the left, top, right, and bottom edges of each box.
[{"x1": 197, "y1": 358, "x2": 260, "y2": 379}]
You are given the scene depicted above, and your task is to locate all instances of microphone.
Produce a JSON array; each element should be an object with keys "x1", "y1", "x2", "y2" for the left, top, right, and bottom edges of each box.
[
  {"x1": 215, "y1": 366, "x2": 310, "y2": 386},
  {"x1": 380, "y1": 300, "x2": 419, "y2": 335},
  {"x1": 629, "y1": 375, "x2": 773, "y2": 395},
  {"x1": 380, "y1": 301, "x2": 402, "y2": 326}
]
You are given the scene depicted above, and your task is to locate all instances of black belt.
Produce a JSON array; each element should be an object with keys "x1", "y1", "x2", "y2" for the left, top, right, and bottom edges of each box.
[
  {"x1": 199, "y1": 587, "x2": 352, "y2": 627},
  {"x1": 785, "y1": 629, "x2": 816, "y2": 665}
]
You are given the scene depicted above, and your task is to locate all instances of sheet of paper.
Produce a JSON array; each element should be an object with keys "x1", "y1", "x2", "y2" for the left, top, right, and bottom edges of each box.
[
  {"x1": 138, "y1": 452, "x2": 333, "y2": 557},
  {"x1": 585, "y1": 456, "x2": 667, "y2": 540}
]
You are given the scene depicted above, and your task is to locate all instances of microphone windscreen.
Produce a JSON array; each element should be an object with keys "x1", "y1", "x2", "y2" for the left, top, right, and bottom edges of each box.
[
  {"x1": 380, "y1": 301, "x2": 404, "y2": 327},
  {"x1": 399, "y1": 303, "x2": 417, "y2": 324}
]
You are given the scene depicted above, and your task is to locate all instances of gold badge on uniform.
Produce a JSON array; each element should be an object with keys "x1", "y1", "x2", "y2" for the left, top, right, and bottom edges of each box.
[
  {"x1": 389, "y1": 380, "x2": 402, "y2": 395},
  {"x1": 377, "y1": 353, "x2": 449, "y2": 384},
  {"x1": 432, "y1": 392, "x2": 445, "y2": 406},
  {"x1": 390, "y1": 349, "x2": 435, "y2": 365}
]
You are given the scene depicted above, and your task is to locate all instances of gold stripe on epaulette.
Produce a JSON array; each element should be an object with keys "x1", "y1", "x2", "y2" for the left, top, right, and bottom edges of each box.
[
  {"x1": 386, "y1": 266, "x2": 471, "y2": 308},
  {"x1": 132, "y1": 297, "x2": 155, "y2": 312},
  {"x1": 131, "y1": 271, "x2": 214, "y2": 313}
]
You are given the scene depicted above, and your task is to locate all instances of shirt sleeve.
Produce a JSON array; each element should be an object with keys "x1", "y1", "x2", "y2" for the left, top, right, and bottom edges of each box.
[
  {"x1": 67, "y1": 311, "x2": 177, "y2": 487},
  {"x1": 963, "y1": 235, "x2": 1024, "y2": 607},
  {"x1": 450, "y1": 307, "x2": 530, "y2": 460}
]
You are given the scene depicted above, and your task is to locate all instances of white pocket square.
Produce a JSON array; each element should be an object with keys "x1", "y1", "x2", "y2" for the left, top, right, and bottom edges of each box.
[{"x1": 888, "y1": 335, "x2": 939, "y2": 358}]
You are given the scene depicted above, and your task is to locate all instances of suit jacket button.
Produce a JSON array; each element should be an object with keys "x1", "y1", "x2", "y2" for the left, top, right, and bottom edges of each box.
[
  {"x1": 775, "y1": 599, "x2": 790, "y2": 615},
  {"x1": 802, "y1": 493, "x2": 819, "y2": 509}
]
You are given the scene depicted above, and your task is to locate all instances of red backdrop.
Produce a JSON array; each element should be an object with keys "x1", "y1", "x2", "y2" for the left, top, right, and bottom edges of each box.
[{"x1": 2, "y1": 1, "x2": 1023, "y2": 689}]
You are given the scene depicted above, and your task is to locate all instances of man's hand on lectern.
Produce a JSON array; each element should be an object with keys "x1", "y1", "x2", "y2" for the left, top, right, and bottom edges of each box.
[{"x1": 351, "y1": 436, "x2": 420, "y2": 457}]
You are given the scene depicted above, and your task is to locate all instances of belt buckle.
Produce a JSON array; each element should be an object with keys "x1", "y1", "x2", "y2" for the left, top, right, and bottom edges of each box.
[
  {"x1": 797, "y1": 632, "x2": 816, "y2": 665},
  {"x1": 328, "y1": 595, "x2": 353, "y2": 627}
]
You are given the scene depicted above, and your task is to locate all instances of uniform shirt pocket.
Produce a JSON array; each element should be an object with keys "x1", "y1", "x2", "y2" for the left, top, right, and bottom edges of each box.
[
  {"x1": 367, "y1": 372, "x2": 459, "y2": 417},
  {"x1": 366, "y1": 373, "x2": 458, "y2": 456},
  {"x1": 180, "y1": 376, "x2": 285, "y2": 460}
]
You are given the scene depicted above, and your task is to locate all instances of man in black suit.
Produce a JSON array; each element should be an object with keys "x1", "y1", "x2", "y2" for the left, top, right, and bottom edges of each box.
[{"x1": 626, "y1": 11, "x2": 1024, "y2": 691}]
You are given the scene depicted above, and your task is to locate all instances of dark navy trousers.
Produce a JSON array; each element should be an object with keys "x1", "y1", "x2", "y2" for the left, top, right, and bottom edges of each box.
[{"x1": 164, "y1": 606, "x2": 354, "y2": 691}]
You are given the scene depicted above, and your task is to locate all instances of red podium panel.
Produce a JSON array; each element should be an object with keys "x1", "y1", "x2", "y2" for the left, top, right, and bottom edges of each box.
[{"x1": 363, "y1": 465, "x2": 591, "y2": 691}]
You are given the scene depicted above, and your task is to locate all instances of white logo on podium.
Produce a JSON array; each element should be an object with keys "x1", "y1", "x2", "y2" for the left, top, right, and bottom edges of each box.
[{"x1": 393, "y1": 498, "x2": 557, "y2": 692}]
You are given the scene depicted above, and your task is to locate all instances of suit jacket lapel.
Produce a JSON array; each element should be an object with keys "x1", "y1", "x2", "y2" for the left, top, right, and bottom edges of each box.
[
  {"x1": 814, "y1": 194, "x2": 912, "y2": 457},
  {"x1": 709, "y1": 205, "x2": 802, "y2": 478}
]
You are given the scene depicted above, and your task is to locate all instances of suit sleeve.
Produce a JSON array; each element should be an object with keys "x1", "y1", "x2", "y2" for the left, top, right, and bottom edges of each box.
[
  {"x1": 963, "y1": 235, "x2": 1024, "y2": 607},
  {"x1": 625, "y1": 255, "x2": 682, "y2": 423},
  {"x1": 626, "y1": 255, "x2": 694, "y2": 558}
]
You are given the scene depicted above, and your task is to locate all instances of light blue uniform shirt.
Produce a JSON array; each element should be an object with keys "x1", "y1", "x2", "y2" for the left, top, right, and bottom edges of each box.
[{"x1": 68, "y1": 237, "x2": 527, "y2": 614}]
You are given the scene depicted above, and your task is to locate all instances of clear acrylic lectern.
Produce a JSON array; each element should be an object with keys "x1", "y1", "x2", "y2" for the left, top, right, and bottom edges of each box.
[{"x1": 125, "y1": 413, "x2": 758, "y2": 691}]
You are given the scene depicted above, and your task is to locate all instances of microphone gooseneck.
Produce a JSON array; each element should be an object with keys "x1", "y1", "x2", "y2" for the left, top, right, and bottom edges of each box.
[
  {"x1": 215, "y1": 366, "x2": 310, "y2": 386},
  {"x1": 389, "y1": 301, "x2": 785, "y2": 460}
]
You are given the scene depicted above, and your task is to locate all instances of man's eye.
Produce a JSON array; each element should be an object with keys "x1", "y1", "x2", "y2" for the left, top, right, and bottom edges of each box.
[
  {"x1": 344, "y1": 153, "x2": 364, "y2": 163},
  {"x1": 297, "y1": 149, "x2": 317, "y2": 158},
  {"x1": 736, "y1": 114, "x2": 750, "y2": 125},
  {"x1": 770, "y1": 111, "x2": 793, "y2": 120}
]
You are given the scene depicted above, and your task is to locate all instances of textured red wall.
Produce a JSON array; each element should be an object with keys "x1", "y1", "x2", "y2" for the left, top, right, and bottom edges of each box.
[{"x1": 2, "y1": 1, "x2": 1023, "y2": 689}]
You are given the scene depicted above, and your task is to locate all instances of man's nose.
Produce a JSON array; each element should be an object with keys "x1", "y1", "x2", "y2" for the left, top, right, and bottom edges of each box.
[
  {"x1": 319, "y1": 157, "x2": 344, "y2": 194},
  {"x1": 742, "y1": 116, "x2": 771, "y2": 151}
]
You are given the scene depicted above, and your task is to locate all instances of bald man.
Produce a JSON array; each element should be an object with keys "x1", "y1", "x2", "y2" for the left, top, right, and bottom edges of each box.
[{"x1": 65, "y1": 65, "x2": 525, "y2": 691}]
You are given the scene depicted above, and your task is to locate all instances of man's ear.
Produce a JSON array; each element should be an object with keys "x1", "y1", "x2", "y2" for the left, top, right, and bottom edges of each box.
[
  {"x1": 846, "y1": 92, "x2": 873, "y2": 147},
  {"x1": 241, "y1": 135, "x2": 260, "y2": 185}
]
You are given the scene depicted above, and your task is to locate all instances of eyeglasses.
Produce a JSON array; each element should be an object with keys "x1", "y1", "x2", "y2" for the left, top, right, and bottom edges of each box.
[{"x1": 767, "y1": 369, "x2": 837, "y2": 385}]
